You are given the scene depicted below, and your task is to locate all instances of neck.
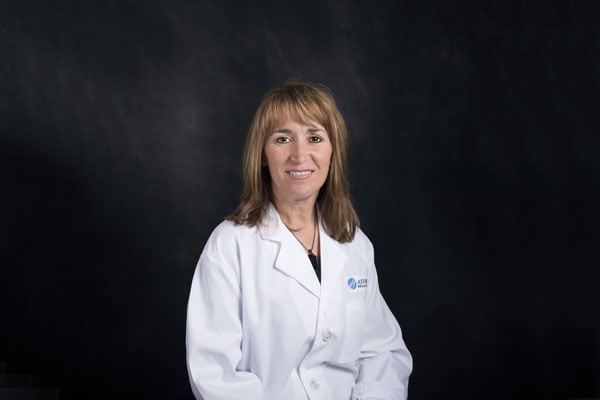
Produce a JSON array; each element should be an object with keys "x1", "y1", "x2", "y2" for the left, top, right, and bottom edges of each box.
[{"x1": 272, "y1": 199, "x2": 317, "y2": 231}]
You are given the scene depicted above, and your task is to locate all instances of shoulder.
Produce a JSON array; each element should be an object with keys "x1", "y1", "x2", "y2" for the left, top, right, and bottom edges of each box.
[
  {"x1": 210, "y1": 219, "x2": 253, "y2": 238},
  {"x1": 202, "y1": 220, "x2": 258, "y2": 257},
  {"x1": 347, "y1": 228, "x2": 374, "y2": 257},
  {"x1": 332, "y1": 227, "x2": 374, "y2": 266}
]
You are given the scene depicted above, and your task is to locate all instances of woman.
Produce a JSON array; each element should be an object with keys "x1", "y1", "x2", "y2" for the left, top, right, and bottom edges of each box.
[{"x1": 186, "y1": 82, "x2": 412, "y2": 399}]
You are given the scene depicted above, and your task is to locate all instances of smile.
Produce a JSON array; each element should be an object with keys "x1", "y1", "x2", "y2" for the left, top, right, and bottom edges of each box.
[{"x1": 287, "y1": 170, "x2": 312, "y2": 177}]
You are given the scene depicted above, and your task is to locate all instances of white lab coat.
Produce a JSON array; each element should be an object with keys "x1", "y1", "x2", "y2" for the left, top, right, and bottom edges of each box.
[{"x1": 186, "y1": 204, "x2": 412, "y2": 400}]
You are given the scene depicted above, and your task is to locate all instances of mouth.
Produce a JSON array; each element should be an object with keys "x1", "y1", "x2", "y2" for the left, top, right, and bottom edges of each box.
[{"x1": 286, "y1": 170, "x2": 313, "y2": 178}]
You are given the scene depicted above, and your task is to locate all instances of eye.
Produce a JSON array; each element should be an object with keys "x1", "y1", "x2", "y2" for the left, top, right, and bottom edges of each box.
[
  {"x1": 309, "y1": 136, "x2": 322, "y2": 143},
  {"x1": 275, "y1": 136, "x2": 291, "y2": 143}
]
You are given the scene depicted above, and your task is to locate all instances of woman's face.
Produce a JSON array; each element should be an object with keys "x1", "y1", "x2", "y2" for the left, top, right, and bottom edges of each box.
[{"x1": 263, "y1": 115, "x2": 332, "y2": 206}]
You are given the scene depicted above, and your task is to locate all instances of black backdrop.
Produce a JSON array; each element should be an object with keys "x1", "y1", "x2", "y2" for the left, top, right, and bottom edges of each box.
[{"x1": 1, "y1": 1, "x2": 599, "y2": 399}]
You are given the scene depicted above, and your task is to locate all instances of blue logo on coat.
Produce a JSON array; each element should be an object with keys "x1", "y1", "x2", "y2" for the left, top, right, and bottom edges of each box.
[
  {"x1": 347, "y1": 277, "x2": 357, "y2": 289},
  {"x1": 347, "y1": 277, "x2": 367, "y2": 290}
]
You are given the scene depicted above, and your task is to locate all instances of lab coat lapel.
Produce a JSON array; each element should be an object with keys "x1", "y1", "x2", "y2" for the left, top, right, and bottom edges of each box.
[
  {"x1": 319, "y1": 227, "x2": 348, "y2": 303},
  {"x1": 259, "y1": 205, "x2": 321, "y2": 298}
]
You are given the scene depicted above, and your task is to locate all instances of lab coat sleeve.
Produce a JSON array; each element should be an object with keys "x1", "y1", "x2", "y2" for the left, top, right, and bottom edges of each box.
[
  {"x1": 186, "y1": 248, "x2": 264, "y2": 400},
  {"x1": 351, "y1": 243, "x2": 413, "y2": 400}
]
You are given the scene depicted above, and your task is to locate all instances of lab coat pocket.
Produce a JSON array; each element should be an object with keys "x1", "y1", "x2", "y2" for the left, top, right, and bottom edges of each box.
[{"x1": 338, "y1": 300, "x2": 366, "y2": 363}]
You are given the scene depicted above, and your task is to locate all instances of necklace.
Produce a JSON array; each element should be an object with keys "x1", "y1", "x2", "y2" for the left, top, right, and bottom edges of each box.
[
  {"x1": 287, "y1": 216, "x2": 317, "y2": 256},
  {"x1": 286, "y1": 213, "x2": 321, "y2": 281}
]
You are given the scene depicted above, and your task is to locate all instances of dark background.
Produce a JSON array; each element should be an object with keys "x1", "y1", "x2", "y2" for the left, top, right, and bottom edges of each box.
[{"x1": 1, "y1": 1, "x2": 599, "y2": 399}]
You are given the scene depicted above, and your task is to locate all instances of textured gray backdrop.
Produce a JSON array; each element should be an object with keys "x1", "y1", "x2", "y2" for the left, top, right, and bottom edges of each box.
[{"x1": 1, "y1": 1, "x2": 599, "y2": 399}]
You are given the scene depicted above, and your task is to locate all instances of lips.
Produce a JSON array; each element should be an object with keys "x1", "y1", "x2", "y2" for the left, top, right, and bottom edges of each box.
[{"x1": 287, "y1": 170, "x2": 312, "y2": 177}]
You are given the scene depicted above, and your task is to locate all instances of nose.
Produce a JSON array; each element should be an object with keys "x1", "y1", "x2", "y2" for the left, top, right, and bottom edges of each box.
[{"x1": 290, "y1": 140, "x2": 308, "y2": 163}]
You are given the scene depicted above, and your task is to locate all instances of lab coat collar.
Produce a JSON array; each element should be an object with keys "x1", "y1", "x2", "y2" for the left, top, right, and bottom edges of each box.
[{"x1": 258, "y1": 204, "x2": 348, "y2": 299}]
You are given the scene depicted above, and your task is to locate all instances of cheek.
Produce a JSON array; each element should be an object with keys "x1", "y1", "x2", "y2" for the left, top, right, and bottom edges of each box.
[
  {"x1": 264, "y1": 150, "x2": 284, "y2": 174},
  {"x1": 262, "y1": 146, "x2": 274, "y2": 167}
]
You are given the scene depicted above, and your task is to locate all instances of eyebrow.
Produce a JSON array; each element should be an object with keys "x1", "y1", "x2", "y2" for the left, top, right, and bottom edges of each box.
[
  {"x1": 272, "y1": 128, "x2": 293, "y2": 134},
  {"x1": 271, "y1": 127, "x2": 325, "y2": 134}
]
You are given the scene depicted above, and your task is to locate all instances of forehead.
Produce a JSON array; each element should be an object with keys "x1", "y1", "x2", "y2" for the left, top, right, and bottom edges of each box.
[
  {"x1": 272, "y1": 114, "x2": 326, "y2": 131},
  {"x1": 268, "y1": 105, "x2": 326, "y2": 130},
  {"x1": 274, "y1": 96, "x2": 327, "y2": 121}
]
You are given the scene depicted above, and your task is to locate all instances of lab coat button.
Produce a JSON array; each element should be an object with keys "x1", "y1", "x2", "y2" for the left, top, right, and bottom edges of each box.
[
  {"x1": 309, "y1": 379, "x2": 320, "y2": 391},
  {"x1": 321, "y1": 329, "x2": 333, "y2": 342}
]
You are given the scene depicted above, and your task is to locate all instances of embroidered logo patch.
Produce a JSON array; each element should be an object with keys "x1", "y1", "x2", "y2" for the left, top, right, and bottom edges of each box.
[{"x1": 347, "y1": 277, "x2": 367, "y2": 290}]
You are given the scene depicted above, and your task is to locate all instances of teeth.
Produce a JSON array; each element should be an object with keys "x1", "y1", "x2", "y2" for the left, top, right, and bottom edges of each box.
[{"x1": 288, "y1": 170, "x2": 311, "y2": 176}]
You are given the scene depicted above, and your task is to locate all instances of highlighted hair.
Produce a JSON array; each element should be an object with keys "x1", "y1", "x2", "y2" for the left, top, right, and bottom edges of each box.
[{"x1": 226, "y1": 81, "x2": 359, "y2": 243}]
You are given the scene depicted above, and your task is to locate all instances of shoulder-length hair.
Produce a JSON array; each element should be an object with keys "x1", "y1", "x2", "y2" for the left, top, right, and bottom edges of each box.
[{"x1": 226, "y1": 81, "x2": 359, "y2": 243}]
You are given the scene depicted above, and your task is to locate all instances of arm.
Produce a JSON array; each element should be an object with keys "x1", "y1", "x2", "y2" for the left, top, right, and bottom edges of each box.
[
  {"x1": 352, "y1": 247, "x2": 413, "y2": 400},
  {"x1": 186, "y1": 250, "x2": 264, "y2": 400}
]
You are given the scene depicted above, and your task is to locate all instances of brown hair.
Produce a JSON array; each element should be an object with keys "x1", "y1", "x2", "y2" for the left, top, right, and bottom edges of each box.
[{"x1": 226, "y1": 81, "x2": 359, "y2": 243}]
